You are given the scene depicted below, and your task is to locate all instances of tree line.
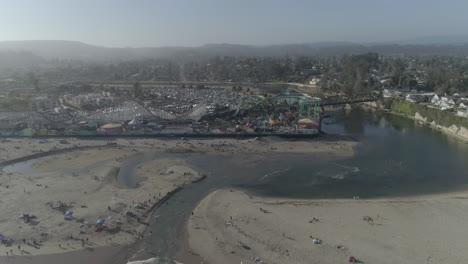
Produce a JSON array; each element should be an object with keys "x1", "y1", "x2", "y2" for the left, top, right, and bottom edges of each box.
[{"x1": 3, "y1": 53, "x2": 468, "y2": 95}]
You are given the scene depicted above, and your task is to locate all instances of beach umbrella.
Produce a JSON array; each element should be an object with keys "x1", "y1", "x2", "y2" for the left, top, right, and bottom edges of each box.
[
  {"x1": 96, "y1": 219, "x2": 105, "y2": 225},
  {"x1": 65, "y1": 211, "x2": 73, "y2": 216}
]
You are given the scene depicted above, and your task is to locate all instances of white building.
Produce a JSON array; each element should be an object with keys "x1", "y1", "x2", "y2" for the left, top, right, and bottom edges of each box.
[
  {"x1": 431, "y1": 94, "x2": 440, "y2": 105},
  {"x1": 456, "y1": 108, "x2": 468, "y2": 117},
  {"x1": 308, "y1": 77, "x2": 321, "y2": 87}
]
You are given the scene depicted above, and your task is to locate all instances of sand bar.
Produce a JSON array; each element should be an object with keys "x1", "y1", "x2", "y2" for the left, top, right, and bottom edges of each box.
[{"x1": 188, "y1": 189, "x2": 468, "y2": 264}]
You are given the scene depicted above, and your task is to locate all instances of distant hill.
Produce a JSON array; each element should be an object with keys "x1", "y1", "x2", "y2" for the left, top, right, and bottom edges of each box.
[
  {"x1": 1, "y1": 40, "x2": 468, "y2": 64},
  {"x1": 393, "y1": 35, "x2": 468, "y2": 45},
  {"x1": 0, "y1": 40, "x2": 134, "y2": 62},
  {"x1": 0, "y1": 50, "x2": 45, "y2": 68}
]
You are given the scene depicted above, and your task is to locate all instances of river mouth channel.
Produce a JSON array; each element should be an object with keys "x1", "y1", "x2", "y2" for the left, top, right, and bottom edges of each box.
[{"x1": 2, "y1": 109, "x2": 468, "y2": 263}]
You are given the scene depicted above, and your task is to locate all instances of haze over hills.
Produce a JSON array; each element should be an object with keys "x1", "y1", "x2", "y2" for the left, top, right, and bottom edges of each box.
[
  {"x1": 1, "y1": 39, "x2": 468, "y2": 67},
  {"x1": 392, "y1": 35, "x2": 468, "y2": 45}
]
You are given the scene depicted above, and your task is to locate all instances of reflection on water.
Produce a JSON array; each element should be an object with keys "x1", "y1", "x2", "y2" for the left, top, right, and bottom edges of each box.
[
  {"x1": 247, "y1": 109, "x2": 468, "y2": 198},
  {"x1": 4, "y1": 109, "x2": 467, "y2": 200},
  {"x1": 2, "y1": 155, "x2": 113, "y2": 175},
  {"x1": 3, "y1": 109, "x2": 467, "y2": 263}
]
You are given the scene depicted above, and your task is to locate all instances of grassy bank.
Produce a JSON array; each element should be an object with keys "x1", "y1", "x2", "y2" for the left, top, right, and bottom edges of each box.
[{"x1": 382, "y1": 98, "x2": 468, "y2": 128}]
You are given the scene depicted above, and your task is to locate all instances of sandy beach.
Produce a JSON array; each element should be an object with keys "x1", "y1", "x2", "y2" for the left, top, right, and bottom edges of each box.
[
  {"x1": 188, "y1": 189, "x2": 468, "y2": 264},
  {"x1": 0, "y1": 150, "x2": 201, "y2": 256},
  {"x1": 0, "y1": 135, "x2": 357, "y2": 259},
  {"x1": 0, "y1": 135, "x2": 357, "y2": 164}
]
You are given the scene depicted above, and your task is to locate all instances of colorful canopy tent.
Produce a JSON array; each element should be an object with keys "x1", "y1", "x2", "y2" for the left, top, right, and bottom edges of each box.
[
  {"x1": 297, "y1": 118, "x2": 315, "y2": 124},
  {"x1": 96, "y1": 219, "x2": 105, "y2": 225},
  {"x1": 298, "y1": 118, "x2": 320, "y2": 129},
  {"x1": 99, "y1": 123, "x2": 123, "y2": 134}
]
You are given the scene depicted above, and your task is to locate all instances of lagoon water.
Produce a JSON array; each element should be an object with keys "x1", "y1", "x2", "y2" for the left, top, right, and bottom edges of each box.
[
  {"x1": 249, "y1": 109, "x2": 468, "y2": 198},
  {"x1": 3, "y1": 109, "x2": 468, "y2": 263},
  {"x1": 131, "y1": 109, "x2": 468, "y2": 262}
]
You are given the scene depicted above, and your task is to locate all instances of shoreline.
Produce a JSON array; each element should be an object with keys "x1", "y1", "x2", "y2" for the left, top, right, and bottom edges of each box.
[
  {"x1": 0, "y1": 144, "x2": 115, "y2": 168},
  {"x1": 0, "y1": 147, "x2": 206, "y2": 259},
  {"x1": 0, "y1": 135, "x2": 357, "y2": 264},
  {"x1": 360, "y1": 102, "x2": 468, "y2": 142},
  {"x1": 0, "y1": 134, "x2": 358, "y2": 166},
  {"x1": 0, "y1": 170, "x2": 206, "y2": 264},
  {"x1": 386, "y1": 110, "x2": 468, "y2": 142}
]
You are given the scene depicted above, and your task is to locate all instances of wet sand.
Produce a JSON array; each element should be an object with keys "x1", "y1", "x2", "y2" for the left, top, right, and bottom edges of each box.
[
  {"x1": 0, "y1": 135, "x2": 357, "y2": 263},
  {"x1": 0, "y1": 135, "x2": 357, "y2": 164},
  {"x1": 188, "y1": 189, "x2": 468, "y2": 264},
  {"x1": 0, "y1": 246, "x2": 124, "y2": 264}
]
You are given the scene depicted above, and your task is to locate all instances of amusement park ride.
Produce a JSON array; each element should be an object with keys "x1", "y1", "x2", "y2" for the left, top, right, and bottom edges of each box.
[
  {"x1": 230, "y1": 88, "x2": 378, "y2": 133},
  {"x1": 6, "y1": 88, "x2": 378, "y2": 137},
  {"x1": 233, "y1": 89, "x2": 321, "y2": 119}
]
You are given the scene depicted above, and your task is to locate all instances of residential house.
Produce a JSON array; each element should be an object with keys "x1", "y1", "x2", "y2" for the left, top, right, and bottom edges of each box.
[
  {"x1": 440, "y1": 96, "x2": 456, "y2": 105},
  {"x1": 308, "y1": 77, "x2": 321, "y2": 87}
]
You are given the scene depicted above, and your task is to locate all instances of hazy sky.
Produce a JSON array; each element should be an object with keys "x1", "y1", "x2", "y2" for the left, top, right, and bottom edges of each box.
[{"x1": 1, "y1": 0, "x2": 467, "y2": 47}]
